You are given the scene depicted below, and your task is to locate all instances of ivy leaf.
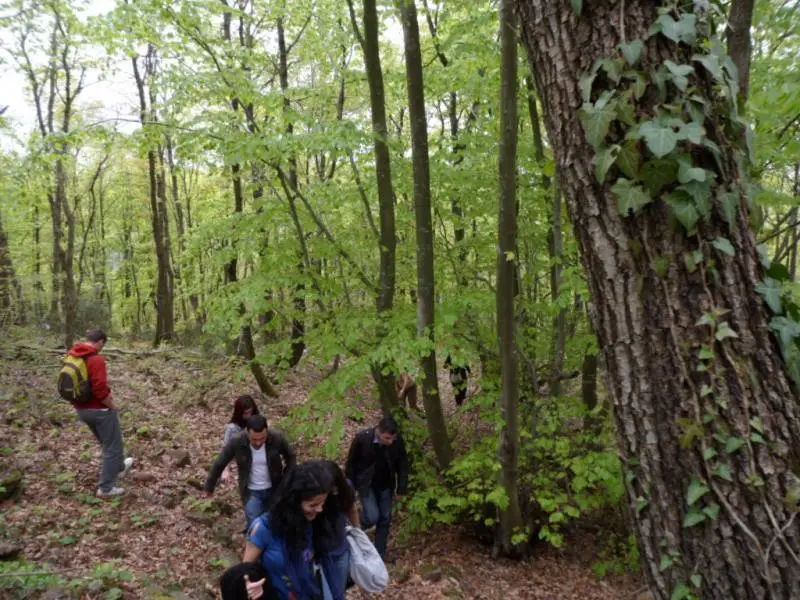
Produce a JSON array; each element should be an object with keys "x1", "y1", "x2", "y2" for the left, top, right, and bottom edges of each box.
[
  {"x1": 618, "y1": 40, "x2": 644, "y2": 66},
  {"x1": 716, "y1": 322, "x2": 738, "y2": 340},
  {"x1": 638, "y1": 121, "x2": 678, "y2": 158},
  {"x1": 765, "y1": 261, "x2": 791, "y2": 282},
  {"x1": 687, "y1": 480, "x2": 710, "y2": 506},
  {"x1": 725, "y1": 436, "x2": 745, "y2": 454},
  {"x1": 640, "y1": 159, "x2": 678, "y2": 195},
  {"x1": 597, "y1": 59, "x2": 623, "y2": 84},
  {"x1": 677, "y1": 158, "x2": 707, "y2": 184},
  {"x1": 756, "y1": 278, "x2": 783, "y2": 313},
  {"x1": 612, "y1": 179, "x2": 652, "y2": 216},
  {"x1": 770, "y1": 316, "x2": 800, "y2": 350},
  {"x1": 659, "y1": 555, "x2": 674, "y2": 572},
  {"x1": 579, "y1": 97, "x2": 617, "y2": 149},
  {"x1": 693, "y1": 53, "x2": 724, "y2": 82},
  {"x1": 632, "y1": 73, "x2": 648, "y2": 100},
  {"x1": 579, "y1": 72, "x2": 597, "y2": 103},
  {"x1": 616, "y1": 140, "x2": 642, "y2": 179},
  {"x1": 682, "y1": 510, "x2": 706, "y2": 528},
  {"x1": 703, "y1": 447, "x2": 717, "y2": 460},
  {"x1": 678, "y1": 180, "x2": 713, "y2": 216},
  {"x1": 665, "y1": 60, "x2": 695, "y2": 91},
  {"x1": 671, "y1": 582, "x2": 692, "y2": 600},
  {"x1": 712, "y1": 237, "x2": 735, "y2": 256},
  {"x1": 702, "y1": 504, "x2": 720, "y2": 521},
  {"x1": 594, "y1": 144, "x2": 620, "y2": 184},
  {"x1": 652, "y1": 13, "x2": 697, "y2": 45},
  {"x1": 667, "y1": 192, "x2": 700, "y2": 233},
  {"x1": 678, "y1": 121, "x2": 705, "y2": 144},
  {"x1": 571, "y1": 0, "x2": 583, "y2": 17},
  {"x1": 713, "y1": 464, "x2": 733, "y2": 482},
  {"x1": 690, "y1": 574, "x2": 703, "y2": 588},
  {"x1": 718, "y1": 189, "x2": 739, "y2": 226}
]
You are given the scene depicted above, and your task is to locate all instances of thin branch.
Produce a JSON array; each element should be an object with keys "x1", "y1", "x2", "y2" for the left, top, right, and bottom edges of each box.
[
  {"x1": 345, "y1": 0, "x2": 366, "y2": 51},
  {"x1": 273, "y1": 164, "x2": 377, "y2": 293},
  {"x1": 349, "y1": 153, "x2": 379, "y2": 239}
]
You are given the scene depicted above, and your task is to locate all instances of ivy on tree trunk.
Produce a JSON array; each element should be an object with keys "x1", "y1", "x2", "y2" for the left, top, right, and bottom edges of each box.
[{"x1": 516, "y1": 0, "x2": 800, "y2": 597}]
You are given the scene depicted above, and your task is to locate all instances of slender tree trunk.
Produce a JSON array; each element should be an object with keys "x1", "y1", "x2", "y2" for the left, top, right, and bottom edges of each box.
[
  {"x1": 165, "y1": 136, "x2": 188, "y2": 323},
  {"x1": 132, "y1": 46, "x2": 174, "y2": 346},
  {"x1": 496, "y1": 0, "x2": 524, "y2": 557},
  {"x1": 548, "y1": 189, "x2": 567, "y2": 396},
  {"x1": 0, "y1": 212, "x2": 20, "y2": 329},
  {"x1": 277, "y1": 16, "x2": 306, "y2": 369},
  {"x1": 726, "y1": 0, "x2": 756, "y2": 104},
  {"x1": 348, "y1": 0, "x2": 399, "y2": 413},
  {"x1": 55, "y1": 156, "x2": 78, "y2": 347},
  {"x1": 517, "y1": 1, "x2": 800, "y2": 598},
  {"x1": 228, "y1": 163, "x2": 279, "y2": 398},
  {"x1": 33, "y1": 205, "x2": 44, "y2": 319},
  {"x1": 48, "y1": 190, "x2": 61, "y2": 322},
  {"x1": 398, "y1": 0, "x2": 452, "y2": 469}
]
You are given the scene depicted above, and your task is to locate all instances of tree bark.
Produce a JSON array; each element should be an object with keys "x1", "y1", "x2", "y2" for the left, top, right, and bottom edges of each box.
[
  {"x1": 726, "y1": 0, "x2": 756, "y2": 104},
  {"x1": 398, "y1": 0, "x2": 452, "y2": 469},
  {"x1": 0, "y1": 212, "x2": 20, "y2": 329},
  {"x1": 132, "y1": 45, "x2": 175, "y2": 346},
  {"x1": 516, "y1": 1, "x2": 800, "y2": 598},
  {"x1": 277, "y1": 16, "x2": 306, "y2": 369},
  {"x1": 347, "y1": 0, "x2": 399, "y2": 413},
  {"x1": 496, "y1": 0, "x2": 524, "y2": 557}
]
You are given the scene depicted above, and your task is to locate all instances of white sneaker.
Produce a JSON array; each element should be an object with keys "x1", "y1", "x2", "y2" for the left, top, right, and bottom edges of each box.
[
  {"x1": 97, "y1": 487, "x2": 125, "y2": 498},
  {"x1": 118, "y1": 457, "x2": 134, "y2": 479}
]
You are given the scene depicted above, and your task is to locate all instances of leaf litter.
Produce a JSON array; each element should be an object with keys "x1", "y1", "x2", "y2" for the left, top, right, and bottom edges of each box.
[{"x1": 0, "y1": 346, "x2": 641, "y2": 599}]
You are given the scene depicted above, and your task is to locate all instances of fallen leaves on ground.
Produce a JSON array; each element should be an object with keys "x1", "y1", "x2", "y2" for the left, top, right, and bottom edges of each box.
[{"x1": 0, "y1": 344, "x2": 641, "y2": 599}]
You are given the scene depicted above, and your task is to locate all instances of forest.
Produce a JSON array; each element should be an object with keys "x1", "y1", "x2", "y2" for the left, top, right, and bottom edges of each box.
[{"x1": 0, "y1": 0, "x2": 799, "y2": 598}]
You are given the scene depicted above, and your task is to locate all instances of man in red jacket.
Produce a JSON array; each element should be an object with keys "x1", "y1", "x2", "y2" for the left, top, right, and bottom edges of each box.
[{"x1": 69, "y1": 329, "x2": 133, "y2": 497}]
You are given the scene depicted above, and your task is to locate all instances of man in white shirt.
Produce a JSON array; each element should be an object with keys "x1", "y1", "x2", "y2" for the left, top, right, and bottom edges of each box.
[{"x1": 205, "y1": 414, "x2": 296, "y2": 524}]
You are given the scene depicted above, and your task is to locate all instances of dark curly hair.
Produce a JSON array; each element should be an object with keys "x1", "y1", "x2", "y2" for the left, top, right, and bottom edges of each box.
[
  {"x1": 230, "y1": 394, "x2": 259, "y2": 429},
  {"x1": 307, "y1": 460, "x2": 355, "y2": 555},
  {"x1": 268, "y1": 462, "x2": 334, "y2": 555}
]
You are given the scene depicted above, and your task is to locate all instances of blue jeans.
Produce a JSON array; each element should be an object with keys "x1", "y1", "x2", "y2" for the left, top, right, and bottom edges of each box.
[
  {"x1": 361, "y1": 488, "x2": 393, "y2": 559},
  {"x1": 244, "y1": 488, "x2": 273, "y2": 525},
  {"x1": 321, "y1": 549, "x2": 350, "y2": 600}
]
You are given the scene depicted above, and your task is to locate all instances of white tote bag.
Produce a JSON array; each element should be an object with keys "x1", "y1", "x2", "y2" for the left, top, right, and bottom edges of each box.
[{"x1": 346, "y1": 526, "x2": 389, "y2": 593}]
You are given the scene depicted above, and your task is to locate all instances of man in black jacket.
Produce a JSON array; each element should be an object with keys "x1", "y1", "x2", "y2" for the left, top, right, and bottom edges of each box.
[
  {"x1": 345, "y1": 415, "x2": 409, "y2": 559},
  {"x1": 205, "y1": 414, "x2": 296, "y2": 524}
]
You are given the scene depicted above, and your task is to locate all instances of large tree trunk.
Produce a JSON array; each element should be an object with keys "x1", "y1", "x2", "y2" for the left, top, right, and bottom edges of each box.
[
  {"x1": 348, "y1": 0, "x2": 400, "y2": 413},
  {"x1": 496, "y1": 0, "x2": 524, "y2": 557},
  {"x1": 516, "y1": 1, "x2": 800, "y2": 598},
  {"x1": 399, "y1": 0, "x2": 452, "y2": 469}
]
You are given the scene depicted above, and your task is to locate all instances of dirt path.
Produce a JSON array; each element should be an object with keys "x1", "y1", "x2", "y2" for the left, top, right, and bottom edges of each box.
[{"x1": 0, "y1": 346, "x2": 640, "y2": 599}]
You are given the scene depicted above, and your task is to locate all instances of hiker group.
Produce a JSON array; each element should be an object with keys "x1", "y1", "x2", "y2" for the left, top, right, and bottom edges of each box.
[{"x1": 60, "y1": 330, "x2": 472, "y2": 600}]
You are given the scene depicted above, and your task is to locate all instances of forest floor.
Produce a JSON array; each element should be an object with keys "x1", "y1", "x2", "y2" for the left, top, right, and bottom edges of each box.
[{"x1": 0, "y1": 337, "x2": 642, "y2": 600}]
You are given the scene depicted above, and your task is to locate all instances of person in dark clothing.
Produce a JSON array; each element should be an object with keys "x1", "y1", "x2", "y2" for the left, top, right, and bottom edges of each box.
[
  {"x1": 345, "y1": 416, "x2": 409, "y2": 560},
  {"x1": 68, "y1": 329, "x2": 134, "y2": 498},
  {"x1": 444, "y1": 353, "x2": 471, "y2": 406},
  {"x1": 205, "y1": 414, "x2": 296, "y2": 525}
]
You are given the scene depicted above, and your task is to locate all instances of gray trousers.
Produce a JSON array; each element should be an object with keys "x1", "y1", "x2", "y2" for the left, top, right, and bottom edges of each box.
[{"x1": 76, "y1": 409, "x2": 125, "y2": 492}]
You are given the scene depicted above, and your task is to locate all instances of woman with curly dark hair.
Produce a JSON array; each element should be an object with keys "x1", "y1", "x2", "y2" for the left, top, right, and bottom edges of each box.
[
  {"x1": 309, "y1": 460, "x2": 359, "y2": 600},
  {"x1": 221, "y1": 461, "x2": 334, "y2": 600}
]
